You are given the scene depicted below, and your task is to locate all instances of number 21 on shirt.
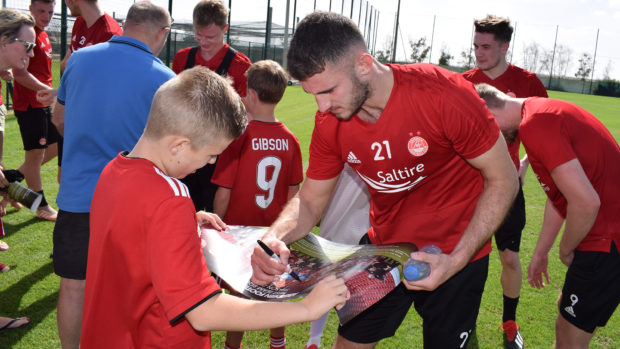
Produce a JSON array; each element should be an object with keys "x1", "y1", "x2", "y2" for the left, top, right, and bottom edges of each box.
[{"x1": 372, "y1": 140, "x2": 392, "y2": 161}]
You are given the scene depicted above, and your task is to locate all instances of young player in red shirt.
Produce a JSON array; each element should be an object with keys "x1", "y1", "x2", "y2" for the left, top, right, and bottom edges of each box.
[
  {"x1": 82, "y1": 66, "x2": 348, "y2": 349},
  {"x1": 12, "y1": 0, "x2": 59, "y2": 222},
  {"x1": 172, "y1": 0, "x2": 251, "y2": 98},
  {"x1": 212, "y1": 60, "x2": 303, "y2": 349},
  {"x1": 462, "y1": 15, "x2": 548, "y2": 348},
  {"x1": 173, "y1": 0, "x2": 252, "y2": 214},
  {"x1": 251, "y1": 12, "x2": 519, "y2": 348},
  {"x1": 475, "y1": 83, "x2": 620, "y2": 349}
]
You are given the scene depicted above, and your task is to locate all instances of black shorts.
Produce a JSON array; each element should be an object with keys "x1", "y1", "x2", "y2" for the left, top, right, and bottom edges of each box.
[
  {"x1": 338, "y1": 255, "x2": 489, "y2": 347},
  {"x1": 14, "y1": 106, "x2": 60, "y2": 151},
  {"x1": 559, "y1": 242, "x2": 620, "y2": 333},
  {"x1": 53, "y1": 210, "x2": 90, "y2": 280},
  {"x1": 495, "y1": 185, "x2": 525, "y2": 252}
]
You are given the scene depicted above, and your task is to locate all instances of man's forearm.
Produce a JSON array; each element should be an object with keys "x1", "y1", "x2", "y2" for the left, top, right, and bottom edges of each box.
[
  {"x1": 12, "y1": 70, "x2": 51, "y2": 92},
  {"x1": 533, "y1": 199, "x2": 564, "y2": 256},
  {"x1": 560, "y1": 199, "x2": 599, "y2": 254},
  {"x1": 267, "y1": 194, "x2": 322, "y2": 244}
]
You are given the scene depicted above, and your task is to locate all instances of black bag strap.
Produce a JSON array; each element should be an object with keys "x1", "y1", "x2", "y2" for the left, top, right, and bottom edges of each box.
[
  {"x1": 215, "y1": 47, "x2": 237, "y2": 76},
  {"x1": 184, "y1": 46, "x2": 200, "y2": 70},
  {"x1": 184, "y1": 46, "x2": 237, "y2": 77}
]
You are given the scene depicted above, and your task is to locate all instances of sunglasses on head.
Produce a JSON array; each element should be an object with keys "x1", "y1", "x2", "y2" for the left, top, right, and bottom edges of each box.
[{"x1": 13, "y1": 38, "x2": 35, "y2": 53}]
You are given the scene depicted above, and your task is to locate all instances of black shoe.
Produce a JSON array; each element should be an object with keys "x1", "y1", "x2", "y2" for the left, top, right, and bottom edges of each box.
[{"x1": 502, "y1": 320, "x2": 524, "y2": 349}]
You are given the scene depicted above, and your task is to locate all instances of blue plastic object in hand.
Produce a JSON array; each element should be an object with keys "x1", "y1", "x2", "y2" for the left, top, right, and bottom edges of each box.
[{"x1": 403, "y1": 244, "x2": 442, "y2": 281}]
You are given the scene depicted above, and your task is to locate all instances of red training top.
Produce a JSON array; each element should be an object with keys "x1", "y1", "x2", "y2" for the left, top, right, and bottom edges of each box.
[
  {"x1": 82, "y1": 154, "x2": 221, "y2": 348},
  {"x1": 13, "y1": 26, "x2": 53, "y2": 110},
  {"x1": 172, "y1": 43, "x2": 252, "y2": 97},
  {"x1": 520, "y1": 97, "x2": 620, "y2": 252},
  {"x1": 69, "y1": 14, "x2": 122, "y2": 54},
  {"x1": 212, "y1": 120, "x2": 303, "y2": 226},
  {"x1": 462, "y1": 64, "x2": 548, "y2": 169},
  {"x1": 307, "y1": 63, "x2": 500, "y2": 260}
]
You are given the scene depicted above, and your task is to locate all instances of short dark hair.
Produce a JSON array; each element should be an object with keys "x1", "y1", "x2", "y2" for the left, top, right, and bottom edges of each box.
[
  {"x1": 474, "y1": 15, "x2": 513, "y2": 43},
  {"x1": 287, "y1": 11, "x2": 366, "y2": 81},
  {"x1": 193, "y1": 0, "x2": 228, "y2": 29},
  {"x1": 246, "y1": 60, "x2": 288, "y2": 104},
  {"x1": 31, "y1": 0, "x2": 55, "y2": 5}
]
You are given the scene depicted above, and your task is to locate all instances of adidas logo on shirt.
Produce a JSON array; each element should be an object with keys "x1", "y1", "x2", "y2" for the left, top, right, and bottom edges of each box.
[{"x1": 347, "y1": 151, "x2": 361, "y2": 164}]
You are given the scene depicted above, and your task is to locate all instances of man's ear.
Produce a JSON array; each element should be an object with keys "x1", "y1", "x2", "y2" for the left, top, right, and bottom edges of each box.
[
  {"x1": 355, "y1": 53, "x2": 374, "y2": 76},
  {"x1": 501, "y1": 41, "x2": 510, "y2": 56}
]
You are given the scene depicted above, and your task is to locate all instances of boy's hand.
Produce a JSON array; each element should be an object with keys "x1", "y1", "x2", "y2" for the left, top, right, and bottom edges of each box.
[
  {"x1": 300, "y1": 275, "x2": 349, "y2": 319},
  {"x1": 196, "y1": 211, "x2": 227, "y2": 231},
  {"x1": 250, "y1": 236, "x2": 290, "y2": 285}
]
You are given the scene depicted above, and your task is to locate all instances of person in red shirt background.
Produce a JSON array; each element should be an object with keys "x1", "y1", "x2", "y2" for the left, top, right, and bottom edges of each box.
[
  {"x1": 60, "y1": 0, "x2": 122, "y2": 73},
  {"x1": 12, "y1": 0, "x2": 59, "y2": 222},
  {"x1": 212, "y1": 60, "x2": 303, "y2": 349},
  {"x1": 173, "y1": 0, "x2": 252, "y2": 214},
  {"x1": 475, "y1": 83, "x2": 620, "y2": 349},
  {"x1": 462, "y1": 15, "x2": 548, "y2": 349}
]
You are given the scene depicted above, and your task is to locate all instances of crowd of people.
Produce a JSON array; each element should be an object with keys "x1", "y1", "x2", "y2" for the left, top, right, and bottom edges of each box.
[{"x1": 0, "y1": 1, "x2": 618, "y2": 348}]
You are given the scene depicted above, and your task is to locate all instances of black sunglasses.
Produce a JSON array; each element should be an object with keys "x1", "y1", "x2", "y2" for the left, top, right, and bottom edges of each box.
[{"x1": 13, "y1": 38, "x2": 36, "y2": 53}]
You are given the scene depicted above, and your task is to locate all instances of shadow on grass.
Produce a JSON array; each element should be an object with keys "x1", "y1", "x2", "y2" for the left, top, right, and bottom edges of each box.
[
  {"x1": 0, "y1": 261, "x2": 58, "y2": 344},
  {"x1": 2, "y1": 215, "x2": 45, "y2": 238}
]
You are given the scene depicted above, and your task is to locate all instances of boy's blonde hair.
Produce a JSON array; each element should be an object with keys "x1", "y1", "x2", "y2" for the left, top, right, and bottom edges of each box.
[
  {"x1": 246, "y1": 60, "x2": 288, "y2": 104},
  {"x1": 0, "y1": 9, "x2": 34, "y2": 44},
  {"x1": 145, "y1": 66, "x2": 247, "y2": 148},
  {"x1": 474, "y1": 83, "x2": 508, "y2": 109}
]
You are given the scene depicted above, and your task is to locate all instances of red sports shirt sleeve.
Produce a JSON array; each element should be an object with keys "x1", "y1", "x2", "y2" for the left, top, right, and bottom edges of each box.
[
  {"x1": 307, "y1": 112, "x2": 345, "y2": 180},
  {"x1": 147, "y1": 197, "x2": 221, "y2": 323},
  {"x1": 439, "y1": 79, "x2": 500, "y2": 160}
]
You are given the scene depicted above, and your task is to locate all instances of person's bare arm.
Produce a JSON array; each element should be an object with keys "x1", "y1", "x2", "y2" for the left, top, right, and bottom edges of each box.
[
  {"x1": 51, "y1": 102, "x2": 65, "y2": 136},
  {"x1": 519, "y1": 154, "x2": 530, "y2": 183},
  {"x1": 406, "y1": 135, "x2": 518, "y2": 291},
  {"x1": 12, "y1": 67, "x2": 53, "y2": 92},
  {"x1": 60, "y1": 51, "x2": 72, "y2": 75},
  {"x1": 287, "y1": 184, "x2": 300, "y2": 200},
  {"x1": 185, "y1": 275, "x2": 347, "y2": 331},
  {"x1": 250, "y1": 176, "x2": 338, "y2": 285},
  {"x1": 213, "y1": 187, "x2": 231, "y2": 218},
  {"x1": 551, "y1": 158, "x2": 600, "y2": 266},
  {"x1": 528, "y1": 198, "x2": 563, "y2": 288}
]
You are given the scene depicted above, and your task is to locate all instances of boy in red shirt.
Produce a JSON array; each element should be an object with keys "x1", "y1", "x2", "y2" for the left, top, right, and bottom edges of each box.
[
  {"x1": 212, "y1": 60, "x2": 303, "y2": 349},
  {"x1": 82, "y1": 66, "x2": 348, "y2": 349},
  {"x1": 476, "y1": 83, "x2": 620, "y2": 349}
]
